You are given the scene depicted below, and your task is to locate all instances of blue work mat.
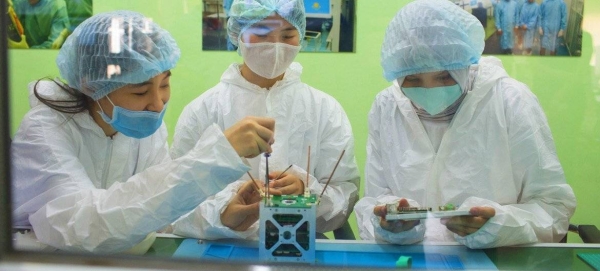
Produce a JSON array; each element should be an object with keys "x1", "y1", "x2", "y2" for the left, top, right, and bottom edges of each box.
[
  {"x1": 578, "y1": 253, "x2": 600, "y2": 270},
  {"x1": 173, "y1": 239, "x2": 498, "y2": 270}
]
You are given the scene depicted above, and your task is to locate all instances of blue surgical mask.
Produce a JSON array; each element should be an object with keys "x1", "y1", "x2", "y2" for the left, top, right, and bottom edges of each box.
[
  {"x1": 97, "y1": 97, "x2": 167, "y2": 139},
  {"x1": 401, "y1": 84, "x2": 463, "y2": 116}
]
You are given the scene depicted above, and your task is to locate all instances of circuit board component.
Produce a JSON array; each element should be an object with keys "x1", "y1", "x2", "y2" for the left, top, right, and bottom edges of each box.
[{"x1": 384, "y1": 202, "x2": 470, "y2": 221}]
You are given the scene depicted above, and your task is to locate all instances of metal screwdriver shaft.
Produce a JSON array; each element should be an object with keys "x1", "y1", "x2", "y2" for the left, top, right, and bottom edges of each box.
[{"x1": 264, "y1": 153, "x2": 270, "y2": 205}]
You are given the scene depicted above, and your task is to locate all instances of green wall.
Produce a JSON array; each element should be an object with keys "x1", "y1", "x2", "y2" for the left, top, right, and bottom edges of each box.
[{"x1": 8, "y1": 0, "x2": 600, "y2": 243}]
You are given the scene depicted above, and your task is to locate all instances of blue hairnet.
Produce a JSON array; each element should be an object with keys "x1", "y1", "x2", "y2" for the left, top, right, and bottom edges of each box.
[
  {"x1": 381, "y1": 0, "x2": 484, "y2": 81},
  {"x1": 56, "y1": 10, "x2": 180, "y2": 100},
  {"x1": 227, "y1": 0, "x2": 306, "y2": 47}
]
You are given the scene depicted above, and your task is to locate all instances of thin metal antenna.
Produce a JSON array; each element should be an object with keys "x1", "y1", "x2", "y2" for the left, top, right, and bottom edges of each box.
[
  {"x1": 247, "y1": 172, "x2": 264, "y2": 196},
  {"x1": 317, "y1": 149, "x2": 345, "y2": 205},
  {"x1": 305, "y1": 146, "x2": 311, "y2": 197},
  {"x1": 273, "y1": 165, "x2": 293, "y2": 182}
]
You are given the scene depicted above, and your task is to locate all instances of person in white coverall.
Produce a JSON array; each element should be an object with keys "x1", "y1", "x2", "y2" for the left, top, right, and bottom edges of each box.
[
  {"x1": 354, "y1": 0, "x2": 576, "y2": 249},
  {"x1": 11, "y1": 10, "x2": 275, "y2": 253},
  {"x1": 169, "y1": 0, "x2": 360, "y2": 239}
]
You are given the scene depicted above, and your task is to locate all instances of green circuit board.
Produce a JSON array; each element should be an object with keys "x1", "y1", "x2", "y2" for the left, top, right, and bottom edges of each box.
[{"x1": 268, "y1": 194, "x2": 317, "y2": 208}]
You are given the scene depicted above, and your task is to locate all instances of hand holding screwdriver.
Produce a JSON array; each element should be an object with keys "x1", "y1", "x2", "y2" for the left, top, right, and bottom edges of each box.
[{"x1": 224, "y1": 116, "x2": 275, "y2": 158}]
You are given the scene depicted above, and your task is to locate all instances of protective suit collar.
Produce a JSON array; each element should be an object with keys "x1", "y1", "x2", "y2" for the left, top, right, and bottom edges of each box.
[
  {"x1": 469, "y1": 56, "x2": 507, "y2": 92},
  {"x1": 221, "y1": 62, "x2": 303, "y2": 92},
  {"x1": 453, "y1": 57, "x2": 509, "y2": 128}
]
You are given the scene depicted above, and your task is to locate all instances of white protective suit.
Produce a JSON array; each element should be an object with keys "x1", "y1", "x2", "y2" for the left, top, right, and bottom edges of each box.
[
  {"x1": 170, "y1": 62, "x2": 360, "y2": 239},
  {"x1": 355, "y1": 57, "x2": 576, "y2": 249},
  {"x1": 11, "y1": 80, "x2": 250, "y2": 253}
]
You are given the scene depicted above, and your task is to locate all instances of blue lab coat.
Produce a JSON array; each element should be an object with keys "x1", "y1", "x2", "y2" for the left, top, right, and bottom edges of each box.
[
  {"x1": 539, "y1": 0, "x2": 567, "y2": 50},
  {"x1": 519, "y1": 1, "x2": 540, "y2": 49},
  {"x1": 494, "y1": 0, "x2": 519, "y2": 50}
]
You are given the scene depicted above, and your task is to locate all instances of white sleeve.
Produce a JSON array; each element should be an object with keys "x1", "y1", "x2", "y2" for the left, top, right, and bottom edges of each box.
[
  {"x1": 308, "y1": 102, "x2": 360, "y2": 233},
  {"x1": 455, "y1": 81, "x2": 576, "y2": 249},
  {"x1": 171, "y1": 180, "x2": 259, "y2": 240},
  {"x1": 355, "y1": 99, "x2": 425, "y2": 244},
  {"x1": 27, "y1": 124, "x2": 249, "y2": 253}
]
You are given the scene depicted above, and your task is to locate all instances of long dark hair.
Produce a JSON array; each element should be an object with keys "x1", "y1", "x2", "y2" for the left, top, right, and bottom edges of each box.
[{"x1": 33, "y1": 78, "x2": 91, "y2": 114}]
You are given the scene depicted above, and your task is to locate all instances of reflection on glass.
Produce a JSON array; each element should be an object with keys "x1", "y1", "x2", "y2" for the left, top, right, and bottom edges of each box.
[
  {"x1": 109, "y1": 17, "x2": 123, "y2": 53},
  {"x1": 106, "y1": 64, "x2": 121, "y2": 79},
  {"x1": 202, "y1": 0, "x2": 355, "y2": 52},
  {"x1": 6, "y1": 0, "x2": 93, "y2": 50},
  {"x1": 453, "y1": 0, "x2": 583, "y2": 56}
]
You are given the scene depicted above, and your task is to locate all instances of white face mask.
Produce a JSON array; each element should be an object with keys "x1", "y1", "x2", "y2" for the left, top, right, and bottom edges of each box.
[{"x1": 239, "y1": 41, "x2": 301, "y2": 79}]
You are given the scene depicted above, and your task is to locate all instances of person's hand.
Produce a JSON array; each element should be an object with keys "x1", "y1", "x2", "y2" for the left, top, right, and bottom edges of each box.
[
  {"x1": 220, "y1": 180, "x2": 264, "y2": 231},
  {"x1": 440, "y1": 206, "x2": 495, "y2": 237},
  {"x1": 268, "y1": 171, "x2": 304, "y2": 196},
  {"x1": 514, "y1": 26, "x2": 519, "y2": 30},
  {"x1": 538, "y1": 27, "x2": 543, "y2": 36},
  {"x1": 224, "y1": 116, "x2": 275, "y2": 158},
  {"x1": 8, "y1": 35, "x2": 29, "y2": 49},
  {"x1": 558, "y1": 29, "x2": 564, "y2": 38},
  {"x1": 373, "y1": 199, "x2": 420, "y2": 233},
  {"x1": 496, "y1": 29, "x2": 502, "y2": 36},
  {"x1": 51, "y1": 28, "x2": 70, "y2": 49},
  {"x1": 521, "y1": 25, "x2": 527, "y2": 30}
]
